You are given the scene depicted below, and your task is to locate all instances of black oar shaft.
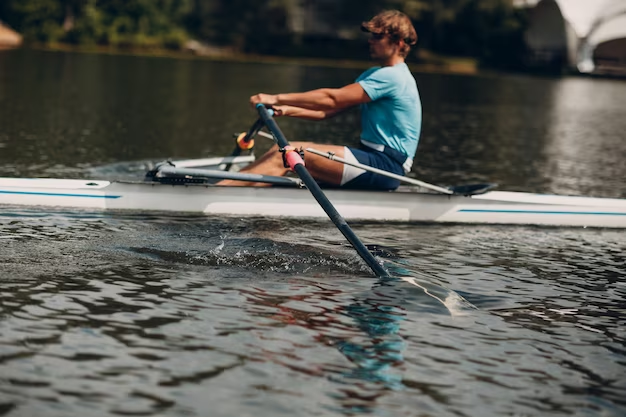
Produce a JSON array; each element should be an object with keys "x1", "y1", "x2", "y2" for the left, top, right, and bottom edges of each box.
[
  {"x1": 257, "y1": 104, "x2": 388, "y2": 278},
  {"x1": 244, "y1": 118, "x2": 264, "y2": 144},
  {"x1": 226, "y1": 118, "x2": 263, "y2": 171}
]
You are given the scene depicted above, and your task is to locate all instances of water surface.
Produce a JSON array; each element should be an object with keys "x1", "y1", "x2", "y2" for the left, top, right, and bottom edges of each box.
[{"x1": 0, "y1": 50, "x2": 625, "y2": 417}]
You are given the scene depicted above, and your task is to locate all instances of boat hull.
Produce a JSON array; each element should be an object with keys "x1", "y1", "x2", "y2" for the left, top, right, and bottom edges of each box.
[{"x1": 1, "y1": 178, "x2": 626, "y2": 227}]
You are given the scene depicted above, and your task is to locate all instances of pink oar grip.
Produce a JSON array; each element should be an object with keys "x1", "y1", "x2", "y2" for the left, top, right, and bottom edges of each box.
[{"x1": 284, "y1": 148, "x2": 304, "y2": 170}]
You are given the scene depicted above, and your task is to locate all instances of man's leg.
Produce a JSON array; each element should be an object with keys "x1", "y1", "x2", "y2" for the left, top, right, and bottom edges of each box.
[{"x1": 218, "y1": 142, "x2": 346, "y2": 187}]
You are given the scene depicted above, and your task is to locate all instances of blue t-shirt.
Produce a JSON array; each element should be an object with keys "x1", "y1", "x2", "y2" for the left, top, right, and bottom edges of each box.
[{"x1": 356, "y1": 63, "x2": 421, "y2": 160}]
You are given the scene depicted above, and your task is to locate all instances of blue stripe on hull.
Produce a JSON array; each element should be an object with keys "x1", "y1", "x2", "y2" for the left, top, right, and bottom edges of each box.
[
  {"x1": 0, "y1": 190, "x2": 121, "y2": 199},
  {"x1": 459, "y1": 209, "x2": 626, "y2": 216}
]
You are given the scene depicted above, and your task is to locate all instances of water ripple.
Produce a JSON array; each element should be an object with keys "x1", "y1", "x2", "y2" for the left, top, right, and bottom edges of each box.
[{"x1": 1, "y1": 211, "x2": 625, "y2": 416}]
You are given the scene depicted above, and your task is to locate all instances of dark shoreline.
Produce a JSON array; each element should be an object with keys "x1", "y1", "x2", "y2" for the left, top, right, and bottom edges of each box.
[{"x1": 16, "y1": 42, "x2": 479, "y2": 75}]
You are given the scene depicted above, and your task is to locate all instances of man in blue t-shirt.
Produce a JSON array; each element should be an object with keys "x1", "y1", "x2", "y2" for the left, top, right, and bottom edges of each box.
[{"x1": 219, "y1": 10, "x2": 421, "y2": 190}]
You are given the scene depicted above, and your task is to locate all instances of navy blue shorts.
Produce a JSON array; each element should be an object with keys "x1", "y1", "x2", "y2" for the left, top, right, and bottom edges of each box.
[{"x1": 341, "y1": 146, "x2": 406, "y2": 190}]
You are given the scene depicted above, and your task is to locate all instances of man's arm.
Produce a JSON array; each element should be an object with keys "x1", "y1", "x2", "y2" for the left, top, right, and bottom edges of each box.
[
  {"x1": 251, "y1": 83, "x2": 371, "y2": 112},
  {"x1": 272, "y1": 105, "x2": 345, "y2": 120}
]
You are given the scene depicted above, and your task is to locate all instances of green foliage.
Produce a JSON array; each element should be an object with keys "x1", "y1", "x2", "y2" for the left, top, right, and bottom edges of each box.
[
  {"x1": 0, "y1": 0, "x2": 528, "y2": 68},
  {"x1": 4, "y1": 0, "x2": 64, "y2": 42},
  {"x1": 431, "y1": 0, "x2": 529, "y2": 68},
  {"x1": 1, "y1": 0, "x2": 193, "y2": 47}
]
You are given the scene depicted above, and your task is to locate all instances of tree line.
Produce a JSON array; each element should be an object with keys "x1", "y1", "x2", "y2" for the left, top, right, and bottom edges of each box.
[{"x1": 0, "y1": 0, "x2": 528, "y2": 68}]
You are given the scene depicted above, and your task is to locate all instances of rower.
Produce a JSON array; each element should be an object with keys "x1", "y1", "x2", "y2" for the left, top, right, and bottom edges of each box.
[{"x1": 218, "y1": 10, "x2": 421, "y2": 190}]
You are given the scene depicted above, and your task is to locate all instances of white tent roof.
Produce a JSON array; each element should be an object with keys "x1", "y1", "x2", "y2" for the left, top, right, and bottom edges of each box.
[
  {"x1": 595, "y1": 0, "x2": 626, "y2": 22},
  {"x1": 522, "y1": 0, "x2": 624, "y2": 37},
  {"x1": 552, "y1": 0, "x2": 613, "y2": 37},
  {"x1": 588, "y1": 15, "x2": 626, "y2": 46},
  {"x1": 577, "y1": 0, "x2": 626, "y2": 73},
  {"x1": 525, "y1": 0, "x2": 626, "y2": 73}
]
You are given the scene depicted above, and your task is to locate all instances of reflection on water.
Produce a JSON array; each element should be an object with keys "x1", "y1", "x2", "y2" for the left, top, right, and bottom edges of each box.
[
  {"x1": 542, "y1": 77, "x2": 626, "y2": 197},
  {"x1": 0, "y1": 209, "x2": 624, "y2": 416},
  {"x1": 415, "y1": 73, "x2": 626, "y2": 198}
]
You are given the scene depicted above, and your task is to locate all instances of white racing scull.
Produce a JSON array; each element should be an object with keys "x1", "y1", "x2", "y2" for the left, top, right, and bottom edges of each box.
[{"x1": 1, "y1": 171, "x2": 625, "y2": 228}]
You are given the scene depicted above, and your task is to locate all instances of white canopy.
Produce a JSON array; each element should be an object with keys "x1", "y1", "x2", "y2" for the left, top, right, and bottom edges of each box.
[
  {"x1": 577, "y1": 0, "x2": 626, "y2": 73},
  {"x1": 525, "y1": 0, "x2": 626, "y2": 73}
]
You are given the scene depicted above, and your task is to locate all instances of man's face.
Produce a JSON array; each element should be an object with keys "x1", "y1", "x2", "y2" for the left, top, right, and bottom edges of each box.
[{"x1": 368, "y1": 32, "x2": 398, "y2": 62}]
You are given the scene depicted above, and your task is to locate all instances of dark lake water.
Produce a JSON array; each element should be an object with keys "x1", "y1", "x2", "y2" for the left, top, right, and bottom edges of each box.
[{"x1": 0, "y1": 49, "x2": 625, "y2": 417}]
